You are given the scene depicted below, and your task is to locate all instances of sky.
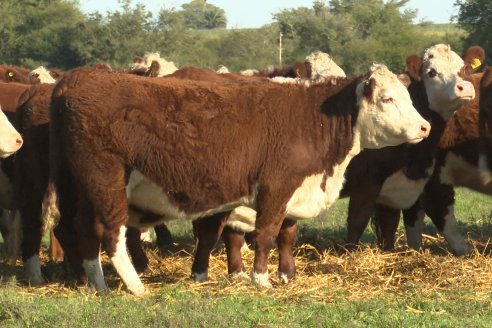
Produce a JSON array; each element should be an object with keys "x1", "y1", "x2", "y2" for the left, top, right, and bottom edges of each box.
[{"x1": 80, "y1": 0, "x2": 458, "y2": 28}]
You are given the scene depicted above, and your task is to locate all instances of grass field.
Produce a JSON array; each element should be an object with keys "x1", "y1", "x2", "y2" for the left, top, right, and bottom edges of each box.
[{"x1": 1, "y1": 188, "x2": 492, "y2": 327}]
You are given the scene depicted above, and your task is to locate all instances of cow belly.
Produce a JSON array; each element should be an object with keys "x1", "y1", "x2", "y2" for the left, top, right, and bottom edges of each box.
[
  {"x1": 377, "y1": 170, "x2": 429, "y2": 209},
  {"x1": 126, "y1": 170, "x2": 254, "y2": 226},
  {"x1": 440, "y1": 153, "x2": 492, "y2": 194}
]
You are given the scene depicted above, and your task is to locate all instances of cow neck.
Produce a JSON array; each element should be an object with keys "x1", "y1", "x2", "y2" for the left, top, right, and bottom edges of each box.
[
  {"x1": 403, "y1": 79, "x2": 447, "y2": 180},
  {"x1": 308, "y1": 77, "x2": 360, "y2": 177}
]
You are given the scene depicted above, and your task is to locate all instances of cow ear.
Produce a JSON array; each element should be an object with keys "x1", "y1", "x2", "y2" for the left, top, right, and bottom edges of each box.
[
  {"x1": 49, "y1": 70, "x2": 61, "y2": 79},
  {"x1": 406, "y1": 54, "x2": 422, "y2": 81},
  {"x1": 362, "y1": 78, "x2": 376, "y2": 104},
  {"x1": 398, "y1": 73, "x2": 411, "y2": 88},
  {"x1": 462, "y1": 45, "x2": 485, "y2": 72},
  {"x1": 147, "y1": 60, "x2": 160, "y2": 78}
]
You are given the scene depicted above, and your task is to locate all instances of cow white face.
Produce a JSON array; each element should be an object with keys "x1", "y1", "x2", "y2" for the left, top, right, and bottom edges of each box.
[
  {"x1": 420, "y1": 44, "x2": 475, "y2": 119},
  {"x1": 0, "y1": 107, "x2": 22, "y2": 158},
  {"x1": 355, "y1": 64, "x2": 430, "y2": 149},
  {"x1": 28, "y1": 66, "x2": 56, "y2": 84}
]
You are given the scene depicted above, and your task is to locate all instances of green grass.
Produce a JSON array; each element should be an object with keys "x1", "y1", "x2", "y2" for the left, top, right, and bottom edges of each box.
[{"x1": 1, "y1": 188, "x2": 492, "y2": 327}]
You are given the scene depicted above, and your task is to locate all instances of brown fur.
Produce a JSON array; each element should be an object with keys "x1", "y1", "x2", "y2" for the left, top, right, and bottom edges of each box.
[{"x1": 50, "y1": 67, "x2": 366, "y2": 288}]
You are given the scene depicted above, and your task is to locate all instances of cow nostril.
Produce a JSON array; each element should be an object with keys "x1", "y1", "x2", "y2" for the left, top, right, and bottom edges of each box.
[
  {"x1": 457, "y1": 85, "x2": 464, "y2": 92},
  {"x1": 16, "y1": 138, "x2": 23, "y2": 146}
]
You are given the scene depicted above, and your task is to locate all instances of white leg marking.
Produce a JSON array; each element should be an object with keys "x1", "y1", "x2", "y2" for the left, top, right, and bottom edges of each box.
[
  {"x1": 24, "y1": 255, "x2": 46, "y2": 285},
  {"x1": 404, "y1": 209, "x2": 425, "y2": 250},
  {"x1": 252, "y1": 270, "x2": 272, "y2": 288},
  {"x1": 140, "y1": 229, "x2": 152, "y2": 243},
  {"x1": 192, "y1": 270, "x2": 208, "y2": 283},
  {"x1": 278, "y1": 272, "x2": 289, "y2": 284},
  {"x1": 83, "y1": 255, "x2": 107, "y2": 294},
  {"x1": 442, "y1": 205, "x2": 471, "y2": 256},
  {"x1": 110, "y1": 226, "x2": 146, "y2": 296}
]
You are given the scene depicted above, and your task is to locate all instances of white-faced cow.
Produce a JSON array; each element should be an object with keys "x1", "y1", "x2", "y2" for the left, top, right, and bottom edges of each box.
[
  {"x1": 50, "y1": 63, "x2": 428, "y2": 295},
  {"x1": 212, "y1": 44, "x2": 479, "y2": 281}
]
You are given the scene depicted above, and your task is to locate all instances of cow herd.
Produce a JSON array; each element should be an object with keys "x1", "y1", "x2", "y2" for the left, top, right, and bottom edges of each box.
[{"x1": 0, "y1": 44, "x2": 490, "y2": 296}]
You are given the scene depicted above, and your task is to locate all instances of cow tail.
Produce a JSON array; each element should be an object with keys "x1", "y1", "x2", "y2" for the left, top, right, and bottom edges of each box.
[{"x1": 41, "y1": 181, "x2": 60, "y2": 233}]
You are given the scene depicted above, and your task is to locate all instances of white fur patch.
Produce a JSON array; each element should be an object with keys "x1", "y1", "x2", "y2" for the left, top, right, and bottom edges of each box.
[
  {"x1": 305, "y1": 50, "x2": 346, "y2": 78},
  {"x1": 378, "y1": 166, "x2": 433, "y2": 209},
  {"x1": 404, "y1": 209, "x2": 426, "y2": 250},
  {"x1": 441, "y1": 205, "x2": 471, "y2": 256},
  {"x1": 29, "y1": 66, "x2": 56, "y2": 84},
  {"x1": 226, "y1": 207, "x2": 256, "y2": 233},
  {"x1": 83, "y1": 256, "x2": 107, "y2": 294},
  {"x1": 252, "y1": 270, "x2": 272, "y2": 288},
  {"x1": 130, "y1": 52, "x2": 178, "y2": 77},
  {"x1": 127, "y1": 170, "x2": 258, "y2": 226},
  {"x1": 279, "y1": 272, "x2": 289, "y2": 284},
  {"x1": 110, "y1": 226, "x2": 146, "y2": 296},
  {"x1": 0, "y1": 107, "x2": 22, "y2": 158},
  {"x1": 440, "y1": 152, "x2": 492, "y2": 193},
  {"x1": 24, "y1": 255, "x2": 45, "y2": 285}
]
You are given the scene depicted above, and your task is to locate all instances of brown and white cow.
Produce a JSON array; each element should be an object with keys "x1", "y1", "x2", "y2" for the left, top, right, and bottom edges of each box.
[
  {"x1": 212, "y1": 44, "x2": 479, "y2": 280},
  {"x1": 346, "y1": 45, "x2": 483, "y2": 249},
  {"x1": 50, "y1": 63, "x2": 428, "y2": 295}
]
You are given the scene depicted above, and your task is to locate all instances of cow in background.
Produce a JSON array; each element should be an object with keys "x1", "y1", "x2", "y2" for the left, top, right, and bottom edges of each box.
[{"x1": 348, "y1": 46, "x2": 487, "y2": 254}]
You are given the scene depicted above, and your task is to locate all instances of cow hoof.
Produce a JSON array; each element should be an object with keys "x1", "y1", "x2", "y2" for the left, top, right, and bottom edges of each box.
[
  {"x1": 278, "y1": 272, "x2": 289, "y2": 284},
  {"x1": 127, "y1": 282, "x2": 147, "y2": 296},
  {"x1": 192, "y1": 271, "x2": 208, "y2": 283},
  {"x1": 451, "y1": 243, "x2": 472, "y2": 256},
  {"x1": 230, "y1": 271, "x2": 251, "y2": 282},
  {"x1": 252, "y1": 271, "x2": 272, "y2": 288},
  {"x1": 24, "y1": 255, "x2": 46, "y2": 286}
]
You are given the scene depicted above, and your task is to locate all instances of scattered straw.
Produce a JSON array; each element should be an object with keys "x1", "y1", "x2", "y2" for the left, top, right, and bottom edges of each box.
[{"x1": 2, "y1": 232, "x2": 492, "y2": 301}]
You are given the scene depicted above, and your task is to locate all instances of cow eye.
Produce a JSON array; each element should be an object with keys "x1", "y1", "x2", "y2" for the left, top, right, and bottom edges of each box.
[
  {"x1": 382, "y1": 97, "x2": 393, "y2": 104},
  {"x1": 427, "y1": 69, "x2": 437, "y2": 78}
]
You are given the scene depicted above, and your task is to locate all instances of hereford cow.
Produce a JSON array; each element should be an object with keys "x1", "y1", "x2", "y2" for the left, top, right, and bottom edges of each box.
[
  {"x1": 479, "y1": 66, "x2": 492, "y2": 179},
  {"x1": 343, "y1": 45, "x2": 479, "y2": 250},
  {"x1": 364, "y1": 52, "x2": 489, "y2": 255},
  {"x1": 50, "y1": 63, "x2": 428, "y2": 295},
  {"x1": 125, "y1": 59, "x2": 348, "y2": 274},
  {"x1": 130, "y1": 52, "x2": 178, "y2": 77},
  {"x1": 241, "y1": 50, "x2": 345, "y2": 80},
  {"x1": 216, "y1": 45, "x2": 480, "y2": 279}
]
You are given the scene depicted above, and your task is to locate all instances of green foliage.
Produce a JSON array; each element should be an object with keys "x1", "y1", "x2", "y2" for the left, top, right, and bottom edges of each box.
[
  {"x1": 455, "y1": 0, "x2": 492, "y2": 65},
  {"x1": 181, "y1": 0, "x2": 227, "y2": 29},
  {"x1": 0, "y1": 0, "x2": 470, "y2": 75}
]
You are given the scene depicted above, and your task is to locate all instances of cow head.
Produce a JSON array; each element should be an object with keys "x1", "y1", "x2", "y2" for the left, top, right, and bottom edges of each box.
[
  {"x1": 28, "y1": 66, "x2": 57, "y2": 84},
  {"x1": 355, "y1": 64, "x2": 430, "y2": 149},
  {"x1": 407, "y1": 44, "x2": 476, "y2": 120},
  {"x1": 0, "y1": 107, "x2": 22, "y2": 158},
  {"x1": 4, "y1": 68, "x2": 30, "y2": 84}
]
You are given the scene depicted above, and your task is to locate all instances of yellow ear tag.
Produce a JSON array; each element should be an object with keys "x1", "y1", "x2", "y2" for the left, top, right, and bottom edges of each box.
[
  {"x1": 8, "y1": 71, "x2": 14, "y2": 77},
  {"x1": 471, "y1": 58, "x2": 482, "y2": 69}
]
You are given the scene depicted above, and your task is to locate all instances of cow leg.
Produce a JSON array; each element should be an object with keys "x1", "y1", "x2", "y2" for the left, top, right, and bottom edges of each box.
[
  {"x1": 421, "y1": 181, "x2": 470, "y2": 255},
  {"x1": 191, "y1": 212, "x2": 229, "y2": 282},
  {"x1": 277, "y1": 218, "x2": 297, "y2": 283},
  {"x1": 402, "y1": 200, "x2": 426, "y2": 250},
  {"x1": 154, "y1": 223, "x2": 173, "y2": 251},
  {"x1": 346, "y1": 182, "x2": 382, "y2": 248},
  {"x1": 20, "y1": 206, "x2": 45, "y2": 285},
  {"x1": 126, "y1": 226, "x2": 148, "y2": 274},
  {"x1": 253, "y1": 186, "x2": 294, "y2": 288},
  {"x1": 373, "y1": 204, "x2": 401, "y2": 251},
  {"x1": 222, "y1": 226, "x2": 246, "y2": 275}
]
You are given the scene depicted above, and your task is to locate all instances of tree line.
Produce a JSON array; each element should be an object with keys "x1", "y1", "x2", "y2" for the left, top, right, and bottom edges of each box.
[{"x1": 0, "y1": 0, "x2": 489, "y2": 75}]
